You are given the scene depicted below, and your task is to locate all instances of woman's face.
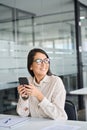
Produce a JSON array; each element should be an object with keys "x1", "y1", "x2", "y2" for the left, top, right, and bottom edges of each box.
[{"x1": 30, "y1": 52, "x2": 50, "y2": 79}]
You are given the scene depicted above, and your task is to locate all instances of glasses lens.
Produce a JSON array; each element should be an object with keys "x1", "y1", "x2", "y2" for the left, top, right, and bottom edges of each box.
[
  {"x1": 44, "y1": 58, "x2": 50, "y2": 64},
  {"x1": 35, "y1": 59, "x2": 42, "y2": 64}
]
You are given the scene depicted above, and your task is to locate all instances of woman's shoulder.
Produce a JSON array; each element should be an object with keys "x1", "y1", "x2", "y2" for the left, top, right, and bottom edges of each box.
[
  {"x1": 49, "y1": 75, "x2": 65, "y2": 90},
  {"x1": 46, "y1": 75, "x2": 63, "y2": 85},
  {"x1": 50, "y1": 74, "x2": 62, "y2": 81},
  {"x1": 27, "y1": 76, "x2": 33, "y2": 83}
]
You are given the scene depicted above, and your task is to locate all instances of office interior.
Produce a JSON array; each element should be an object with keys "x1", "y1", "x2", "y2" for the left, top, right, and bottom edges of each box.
[{"x1": 0, "y1": 0, "x2": 87, "y2": 121}]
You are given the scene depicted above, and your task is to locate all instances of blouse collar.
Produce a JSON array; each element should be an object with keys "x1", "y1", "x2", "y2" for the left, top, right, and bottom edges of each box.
[{"x1": 33, "y1": 75, "x2": 49, "y2": 87}]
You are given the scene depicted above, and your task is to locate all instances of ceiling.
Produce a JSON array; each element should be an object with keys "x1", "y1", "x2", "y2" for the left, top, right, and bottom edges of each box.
[
  {"x1": 0, "y1": 0, "x2": 87, "y2": 17},
  {"x1": 0, "y1": 0, "x2": 73, "y2": 16},
  {"x1": 0, "y1": 0, "x2": 87, "y2": 41},
  {"x1": 80, "y1": 0, "x2": 87, "y2": 5}
]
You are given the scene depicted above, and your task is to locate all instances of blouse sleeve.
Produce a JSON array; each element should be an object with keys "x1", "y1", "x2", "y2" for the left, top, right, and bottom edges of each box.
[
  {"x1": 38, "y1": 77, "x2": 68, "y2": 120},
  {"x1": 16, "y1": 96, "x2": 30, "y2": 117}
]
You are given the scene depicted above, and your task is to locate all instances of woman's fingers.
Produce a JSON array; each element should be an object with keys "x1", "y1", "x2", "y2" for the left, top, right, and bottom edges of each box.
[{"x1": 18, "y1": 85, "x2": 27, "y2": 96}]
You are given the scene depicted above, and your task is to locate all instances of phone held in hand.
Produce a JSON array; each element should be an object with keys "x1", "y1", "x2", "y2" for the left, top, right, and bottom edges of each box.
[
  {"x1": 18, "y1": 77, "x2": 29, "y2": 85},
  {"x1": 18, "y1": 77, "x2": 29, "y2": 100}
]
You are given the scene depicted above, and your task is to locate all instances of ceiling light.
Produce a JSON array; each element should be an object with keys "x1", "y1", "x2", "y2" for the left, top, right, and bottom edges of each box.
[{"x1": 80, "y1": 16, "x2": 85, "y2": 20}]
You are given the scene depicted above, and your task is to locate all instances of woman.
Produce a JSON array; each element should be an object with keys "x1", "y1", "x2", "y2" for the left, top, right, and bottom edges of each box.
[{"x1": 16, "y1": 48, "x2": 67, "y2": 120}]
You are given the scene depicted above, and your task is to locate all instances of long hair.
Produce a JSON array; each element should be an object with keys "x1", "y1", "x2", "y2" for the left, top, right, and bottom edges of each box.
[{"x1": 27, "y1": 48, "x2": 52, "y2": 77}]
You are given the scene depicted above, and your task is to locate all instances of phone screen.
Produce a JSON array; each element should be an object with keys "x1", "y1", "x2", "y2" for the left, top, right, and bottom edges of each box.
[{"x1": 18, "y1": 77, "x2": 29, "y2": 85}]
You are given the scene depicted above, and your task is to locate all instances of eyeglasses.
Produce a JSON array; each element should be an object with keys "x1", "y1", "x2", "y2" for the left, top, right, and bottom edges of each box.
[{"x1": 33, "y1": 58, "x2": 50, "y2": 65}]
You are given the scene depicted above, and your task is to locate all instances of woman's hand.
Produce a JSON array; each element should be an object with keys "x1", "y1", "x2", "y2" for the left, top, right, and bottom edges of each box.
[
  {"x1": 25, "y1": 84, "x2": 44, "y2": 102},
  {"x1": 17, "y1": 85, "x2": 29, "y2": 100}
]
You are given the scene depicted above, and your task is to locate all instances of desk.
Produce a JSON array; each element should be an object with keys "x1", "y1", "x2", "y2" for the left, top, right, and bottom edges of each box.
[
  {"x1": 70, "y1": 88, "x2": 87, "y2": 121},
  {"x1": 0, "y1": 114, "x2": 87, "y2": 130}
]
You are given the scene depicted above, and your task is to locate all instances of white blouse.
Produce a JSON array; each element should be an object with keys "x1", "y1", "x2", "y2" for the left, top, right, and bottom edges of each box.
[{"x1": 16, "y1": 75, "x2": 67, "y2": 120}]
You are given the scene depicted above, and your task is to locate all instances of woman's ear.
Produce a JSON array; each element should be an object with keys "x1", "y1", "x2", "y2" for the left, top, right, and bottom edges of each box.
[{"x1": 30, "y1": 67, "x2": 32, "y2": 70}]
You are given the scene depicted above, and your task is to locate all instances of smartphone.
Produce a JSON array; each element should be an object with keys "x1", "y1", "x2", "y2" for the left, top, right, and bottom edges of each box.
[{"x1": 18, "y1": 77, "x2": 29, "y2": 85}]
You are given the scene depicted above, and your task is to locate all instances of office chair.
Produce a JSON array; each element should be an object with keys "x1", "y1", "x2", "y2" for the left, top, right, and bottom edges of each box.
[{"x1": 64, "y1": 100, "x2": 78, "y2": 120}]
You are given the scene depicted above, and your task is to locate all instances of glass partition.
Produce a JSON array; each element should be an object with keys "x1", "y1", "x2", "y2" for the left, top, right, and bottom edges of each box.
[
  {"x1": 0, "y1": 2, "x2": 34, "y2": 86},
  {"x1": 0, "y1": 0, "x2": 35, "y2": 113},
  {"x1": 80, "y1": 5, "x2": 87, "y2": 88}
]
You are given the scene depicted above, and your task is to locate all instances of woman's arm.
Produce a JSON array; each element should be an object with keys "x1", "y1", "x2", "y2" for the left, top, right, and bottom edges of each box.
[
  {"x1": 38, "y1": 77, "x2": 67, "y2": 120},
  {"x1": 16, "y1": 96, "x2": 30, "y2": 117},
  {"x1": 16, "y1": 85, "x2": 30, "y2": 117}
]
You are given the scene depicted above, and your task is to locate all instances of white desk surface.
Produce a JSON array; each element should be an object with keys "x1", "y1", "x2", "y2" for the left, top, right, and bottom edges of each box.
[
  {"x1": 0, "y1": 114, "x2": 87, "y2": 130},
  {"x1": 70, "y1": 88, "x2": 87, "y2": 95}
]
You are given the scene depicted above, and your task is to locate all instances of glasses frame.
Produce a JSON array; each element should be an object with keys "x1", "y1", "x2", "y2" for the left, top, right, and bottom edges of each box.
[{"x1": 33, "y1": 58, "x2": 50, "y2": 65}]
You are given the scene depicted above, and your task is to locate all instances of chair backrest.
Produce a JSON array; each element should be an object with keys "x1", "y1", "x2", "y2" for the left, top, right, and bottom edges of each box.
[{"x1": 64, "y1": 100, "x2": 77, "y2": 120}]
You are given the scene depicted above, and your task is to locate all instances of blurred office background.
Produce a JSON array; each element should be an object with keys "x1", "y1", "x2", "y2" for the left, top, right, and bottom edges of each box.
[{"x1": 0, "y1": 0, "x2": 87, "y2": 120}]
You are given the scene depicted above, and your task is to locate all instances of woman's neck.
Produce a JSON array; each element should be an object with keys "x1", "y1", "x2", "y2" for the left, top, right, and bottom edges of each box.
[{"x1": 35, "y1": 75, "x2": 45, "y2": 84}]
